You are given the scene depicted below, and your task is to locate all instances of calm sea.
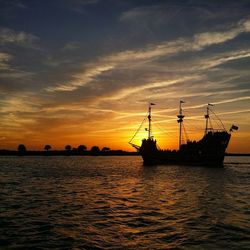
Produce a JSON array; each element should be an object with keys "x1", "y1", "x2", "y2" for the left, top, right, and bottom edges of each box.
[{"x1": 1, "y1": 156, "x2": 250, "y2": 249}]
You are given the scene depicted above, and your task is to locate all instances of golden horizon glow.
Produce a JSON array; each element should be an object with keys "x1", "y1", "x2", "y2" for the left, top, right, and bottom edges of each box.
[{"x1": 1, "y1": 101, "x2": 249, "y2": 153}]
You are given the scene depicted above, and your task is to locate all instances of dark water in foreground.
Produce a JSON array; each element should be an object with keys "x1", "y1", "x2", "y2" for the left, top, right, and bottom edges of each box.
[{"x1": 1, "y1": 156, "x2": 250, "y2": 250}]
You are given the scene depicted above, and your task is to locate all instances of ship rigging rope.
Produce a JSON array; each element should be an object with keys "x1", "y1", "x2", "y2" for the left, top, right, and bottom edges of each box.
[
  {"x1": 182, "y1": 123, "x2": 189, "y2": 142},
  {"x1": 180, "y1": 110, "x2": 204, "y2": 131},
  {"x1": 209, "y1": 118, "x2": 213, "y2": 131},
  {"x1": 129, "y1": 112, "x2": 148, "y2": 144},
  {"x1": 210, "y1": 109, "x2": 226, "y2": 131},
  {"x1": 154, "y1": 122, "x2": 177, "y2": 139},
  {"x1": 129, "y1": 106, "x2": 226, "y2": 145},
  {"x1": 184, "y1": 119, "x2": 203, "y2": 132},
  {"x1": 184, "y1": 108, "x2": 225, "y2": 131},
  {"x1": 210, "y1": 116, "x2": 221, "y2": 130}
]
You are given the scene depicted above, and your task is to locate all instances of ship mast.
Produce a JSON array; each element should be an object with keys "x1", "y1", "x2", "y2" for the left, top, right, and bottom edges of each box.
[
  {"x1": 177, "y1": 100, "x2": 185, "y2": 150},
  {"x1": 205, "y1": 103, "x2": 213, "y2": 134},
  {"x1": 148, "y1": 103, "x2": 155, "y2": 139},
  {"x1": 148, "y1": 104, "x2": 151, "y2": 139}
]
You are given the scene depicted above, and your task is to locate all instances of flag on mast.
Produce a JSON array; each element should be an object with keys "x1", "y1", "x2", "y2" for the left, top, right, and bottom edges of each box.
[
  {"x1": 180, "y1": 100, "x2": 185, "y2": 103},
  {"x1": 150, "y1": 103, "x2": 156, "y2": 105},
  {"x1": 231, "y1": 125, "x2": 238, "y2": 130}
]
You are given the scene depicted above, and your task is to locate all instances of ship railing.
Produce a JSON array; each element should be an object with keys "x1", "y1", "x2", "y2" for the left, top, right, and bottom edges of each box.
[
  {"x1": 129, "y1": 142, "x2": 140, "y2": 150},
  {"x1": 206, "y1": 128, "x2": 227, "y2": 133}
]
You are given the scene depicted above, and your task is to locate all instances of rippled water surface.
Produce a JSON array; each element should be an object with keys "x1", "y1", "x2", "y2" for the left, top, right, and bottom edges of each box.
[{"x1": 1, "y1": 156, "x2": 250, "y2": 249}]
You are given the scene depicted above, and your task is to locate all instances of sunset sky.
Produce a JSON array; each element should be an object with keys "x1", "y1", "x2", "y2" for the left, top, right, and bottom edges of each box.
[{"x1": 0, "y1": 0, "x2": 250, "y2": 152}]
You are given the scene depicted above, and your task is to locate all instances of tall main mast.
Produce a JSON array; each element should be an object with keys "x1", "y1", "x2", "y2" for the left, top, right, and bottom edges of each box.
[
  {"x1": 148, "y1": 104, "x2": 152, "y2": 139},
  {"x1": 147, "y1": 103, "x2": 155, "y2": 139},
  {"x1": 205, "y1": 103, "x2": 213, "y2": 134},
  {"x1": 177, "y1": 100, "x2": 185, "y2": 150}
]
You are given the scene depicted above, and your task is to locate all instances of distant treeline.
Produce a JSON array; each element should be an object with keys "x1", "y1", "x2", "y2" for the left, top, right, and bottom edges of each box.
[
  {"x1": 1, "y1": 144, "x2": 248, "y2": 156},
  {"x1": 0, "y1": 144, "x2": 138, "y2": 156}
]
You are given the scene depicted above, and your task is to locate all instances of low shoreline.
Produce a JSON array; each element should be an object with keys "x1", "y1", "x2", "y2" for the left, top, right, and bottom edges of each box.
[
  {"x1": 0, "y1": 150, "x2": 249, "y2": 157},
  {"x1": 0, "y1": 150, "x2": 139, "y2": 156}
]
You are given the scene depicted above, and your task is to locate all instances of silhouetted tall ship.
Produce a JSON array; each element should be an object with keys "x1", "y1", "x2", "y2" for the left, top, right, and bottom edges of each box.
[{"x1": 129, "y1": 102, "x2": 238, "y2": 167}]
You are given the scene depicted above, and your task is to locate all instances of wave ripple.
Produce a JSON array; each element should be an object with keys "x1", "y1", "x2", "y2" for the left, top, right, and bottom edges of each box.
[{"x1": 1, "y1": 156, "x2": 250, "y2": 249}]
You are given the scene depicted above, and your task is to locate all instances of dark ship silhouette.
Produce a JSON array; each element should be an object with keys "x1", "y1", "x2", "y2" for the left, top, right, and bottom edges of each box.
[{"x1": 129, "y1": 102, "x2": 238, "y2": 167}]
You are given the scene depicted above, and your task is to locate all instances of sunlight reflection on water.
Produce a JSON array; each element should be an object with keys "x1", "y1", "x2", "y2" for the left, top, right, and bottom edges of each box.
[{"x1": 1, "y1": 156, "x2": 250, "y2": 249}]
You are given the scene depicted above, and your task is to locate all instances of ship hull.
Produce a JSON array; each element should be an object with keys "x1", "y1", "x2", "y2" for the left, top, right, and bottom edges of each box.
[
  {"x1": 141, "y1": 152, "x2": 226, "y2": 167},
  {"x1": 139, "y1": 131, "x2": 231, "y2": 167}
]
